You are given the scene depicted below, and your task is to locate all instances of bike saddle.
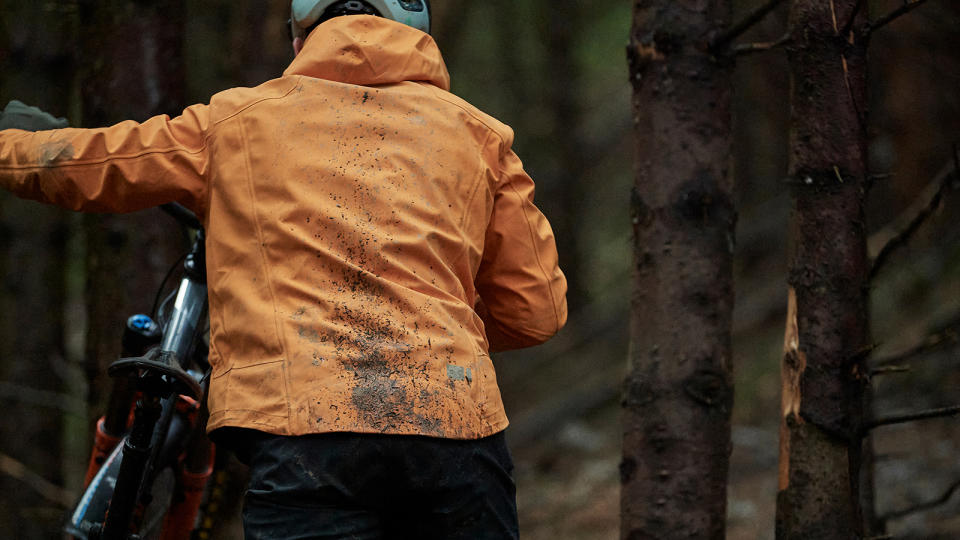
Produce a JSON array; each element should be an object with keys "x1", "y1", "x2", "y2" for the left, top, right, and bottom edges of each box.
[{"x1": 109, "y1": 348, "x2": 203, "y2": 400}]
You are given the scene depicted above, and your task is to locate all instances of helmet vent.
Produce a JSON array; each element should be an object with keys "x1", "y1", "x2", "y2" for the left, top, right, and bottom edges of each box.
[
  {"x1": 321, "y1": 1, "x2": 380, "y2": 21},
  {"x1": 397, "y1": 0, "x2": 425, "y2": 12}
]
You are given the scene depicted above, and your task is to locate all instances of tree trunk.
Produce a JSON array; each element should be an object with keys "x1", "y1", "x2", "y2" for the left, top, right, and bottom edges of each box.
[
  {"x1": 775, "y1": 1, "x2": 869, "y2": 538},
  {"x1": 77, "y1": 0, "x2": 190, "y2": 412},
  {"x1": 546, "y1": 0, "x2": 588, "y2": 315},
  {"x1": 0, "y1": 3, "x2": 77, "y2": 537},
  {"x1": 0, "y1": 196, "x2": 69, "y2": 540},
  {"x1": 622, "y1": 1, "x2": 734, "y2": 538}
]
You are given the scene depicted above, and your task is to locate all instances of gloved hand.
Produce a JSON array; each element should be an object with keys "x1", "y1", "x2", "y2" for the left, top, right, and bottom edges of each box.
[{"x1": 0, "y1": 100, "x2": 69, "y2": 131}]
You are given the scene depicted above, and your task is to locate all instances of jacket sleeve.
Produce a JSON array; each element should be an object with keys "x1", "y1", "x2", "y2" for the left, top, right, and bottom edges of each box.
[
  {"x1": 0, "y1": 104, "x2": 210, "y2": 217},
  {"x1": 475, "y1": 141, "x2": 568, "y2": 352}
]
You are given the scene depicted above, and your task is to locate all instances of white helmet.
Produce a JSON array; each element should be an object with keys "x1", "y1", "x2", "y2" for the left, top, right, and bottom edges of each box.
[{"x1": 290, "y1": 0, "x2": 431, "y2": 38}]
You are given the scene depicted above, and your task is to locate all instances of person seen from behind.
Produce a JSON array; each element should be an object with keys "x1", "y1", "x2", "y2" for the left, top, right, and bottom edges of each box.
[{"x1": 0, "y1": 0, "x2": 567, "y2": 537}]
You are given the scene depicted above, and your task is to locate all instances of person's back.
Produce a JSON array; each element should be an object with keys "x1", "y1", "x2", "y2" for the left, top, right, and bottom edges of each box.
[
  {"x1": 201, "y1": 15, "x2": 566, "y2": 440},
  {"x1": 0, "y1": 1, "x2": 567, "y2": 537}
]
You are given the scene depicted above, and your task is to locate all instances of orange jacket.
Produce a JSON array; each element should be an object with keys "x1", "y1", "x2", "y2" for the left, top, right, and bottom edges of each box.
[{"x1": 0, "y1": 16, "x2": 567, "y2": 439}]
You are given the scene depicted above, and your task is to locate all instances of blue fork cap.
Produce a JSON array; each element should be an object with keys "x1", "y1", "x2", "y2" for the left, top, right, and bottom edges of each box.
[{"x1": 128, "y1": 314, "x2": 157, "y2": 332}]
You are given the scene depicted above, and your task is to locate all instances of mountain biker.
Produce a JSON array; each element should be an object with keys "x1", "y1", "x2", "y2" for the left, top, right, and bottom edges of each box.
[{"x1": 0, "y1": 0, "x2": 567, "y2": 537}]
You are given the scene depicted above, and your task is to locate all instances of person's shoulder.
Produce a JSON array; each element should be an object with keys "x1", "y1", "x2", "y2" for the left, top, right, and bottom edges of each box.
[
  {"x1": 207, "y1": 76, "x2": 302, "y2": 125},
  {"x1": 421, "y1": 85, "x2": 514, "y2": 146}
]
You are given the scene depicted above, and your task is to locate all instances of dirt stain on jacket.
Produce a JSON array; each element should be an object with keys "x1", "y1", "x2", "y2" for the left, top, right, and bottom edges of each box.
[{"x1": 38, "y1": 140, "x2": 74, "y2": 167}]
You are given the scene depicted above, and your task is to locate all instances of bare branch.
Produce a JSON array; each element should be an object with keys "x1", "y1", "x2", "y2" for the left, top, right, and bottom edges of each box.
[
  {"x1": 733, "y1": 33, "x2": 792, "y2": 57},
  {"x1": 872, "y1": 329, "x2": 958, "y2": 368},
  {"x1": 850, "y1": 343, "x2": 878, "y2": 363},
  {"x1": 882, "y1": 477, "x2": 960, "y2": 521},
  {"x1": 0, "y1": 380, "x2": 85, "y2": 414},
  {"x1": 840, "y1": 0, "x2": 867, "y2": 37},
  {"x1": 866, "y1": 0, "x2": 931, "y2": 37},
  {"x1": 867, "y1": 405, "x2": 960, "y2": 430},
  {"x1": 710, "y1": 0, "x2": 788, "y2": 52},
  {"x1": 0, "y1": 452, "x2": 74, "y2": 507},
  {"x1": 870, "y1": 162, "x2": 957, "y2": 280},
  {"x1": 869, "y1": 365, "x2": 911, "y2": 377}
]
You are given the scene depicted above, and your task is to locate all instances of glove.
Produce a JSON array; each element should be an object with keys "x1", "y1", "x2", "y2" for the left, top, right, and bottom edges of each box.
[{"x1": 0, "y1": 100, "x2": 69, "y2": 131}]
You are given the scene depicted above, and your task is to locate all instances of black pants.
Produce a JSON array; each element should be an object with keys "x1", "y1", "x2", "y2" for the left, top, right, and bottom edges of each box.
[{"x1": 226, "y1": 430, "x2": 519, "y2": 540}]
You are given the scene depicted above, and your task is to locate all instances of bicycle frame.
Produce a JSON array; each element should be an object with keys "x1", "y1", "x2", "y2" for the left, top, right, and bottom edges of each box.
[{"x1": 67, "y1": 204, "x2": 214, "y2": 540}]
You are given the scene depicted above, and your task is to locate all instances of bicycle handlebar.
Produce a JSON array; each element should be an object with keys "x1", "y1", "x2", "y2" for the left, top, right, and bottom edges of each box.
[{"x1": 160, "y1": 203, "x2": 202, "y2": 231}]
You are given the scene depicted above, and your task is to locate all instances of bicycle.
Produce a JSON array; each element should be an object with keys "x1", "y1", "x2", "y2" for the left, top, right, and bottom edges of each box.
[{"x1": 65, "y1": 203, "x2": 219, "y2": 540}]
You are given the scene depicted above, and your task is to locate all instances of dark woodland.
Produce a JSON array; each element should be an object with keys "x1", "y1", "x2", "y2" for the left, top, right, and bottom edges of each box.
[{"x1": 1, "y1": 1, "x2": 959, "y2": 539}]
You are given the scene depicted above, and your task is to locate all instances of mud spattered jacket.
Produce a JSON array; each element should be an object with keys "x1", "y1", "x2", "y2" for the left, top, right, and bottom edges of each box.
[{"x1": 0, "y1": 16, "x2": 567, "y2": 439}]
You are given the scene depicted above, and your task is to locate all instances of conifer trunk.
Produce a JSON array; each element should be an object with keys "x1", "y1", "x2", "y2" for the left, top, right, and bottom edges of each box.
[
  {"x1": 775, "y1": 1, "x2": 870, "y2": 538},
  {"x1": 77, "y1": 0, "x2": 189, "y2": 411},
  {"x1": 0, "y1": 3, "x2": 75, "y2": 536},
  {"x1": 622, "y1": 1, "x2": 735, "y2": 538}
]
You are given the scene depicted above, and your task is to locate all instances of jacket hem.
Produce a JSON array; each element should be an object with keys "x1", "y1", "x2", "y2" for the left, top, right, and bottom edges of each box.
[{"x1": 207, "y1": 411, "x2": 509, "y2": 441}]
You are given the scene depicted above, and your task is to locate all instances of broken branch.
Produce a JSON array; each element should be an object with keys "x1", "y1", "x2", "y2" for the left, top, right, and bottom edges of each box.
[
  {"x1": 867, "y1": 405, "x2": 960, "y2": 430},
  {"x1": 710, "y1": 0, "x2": 787, "y2": 52},
  {"x1": 872, "y1": 329, "x2": 957, "y2": 368},
  {"x1": 870, "y1": 162, "x2": 957, "y2": 280},
  {"x1": 840, "y1": 0, "x2": 866, "y2": 37},
  {"x1": 866, "y1": 0, "x2": 931, "y2": 37},
  {"x1": 881, "y1": 477, "x2": 960, "y2": 521},
  {"x1": 869, "y1": 365, "x2": 911, "y2": 377},
  {"x1": 0, "y1": 452, "x2": 73, "y2": 507},
  {"x1": 733, "y1": 33, "x2": 792, "y2": 57}
]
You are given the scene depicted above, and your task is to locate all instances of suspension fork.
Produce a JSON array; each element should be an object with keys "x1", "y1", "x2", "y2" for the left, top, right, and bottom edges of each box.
[{"x1": 84, "y1": 315, "x2": 162, "y2": 488}]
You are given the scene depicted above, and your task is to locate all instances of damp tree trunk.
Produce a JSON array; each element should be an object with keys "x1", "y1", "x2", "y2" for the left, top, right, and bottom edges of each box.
[
  {"x1": 622, "y1": 1, "x2": 735, "y2": 538},
  {"x1": 77, "y1": 0, "x2": 190, "y2": 412},
  {"x1": 776, "y1": 1, "x2": 870, "y2": 538},
  {"x1": 0, "y1": 3, "x2": 77, "y2": 537},
  {"x1": 547, "y1": 0, "x2": 589, "y2": 316}
]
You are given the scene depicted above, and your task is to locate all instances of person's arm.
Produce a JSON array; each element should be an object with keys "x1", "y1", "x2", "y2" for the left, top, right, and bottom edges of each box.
[
  {"x1": 0, "y1": 103, "x2": 210, "y2": 217},
  {"x1": 475, "y1": 143, "x2": 568, "y2": 352}
]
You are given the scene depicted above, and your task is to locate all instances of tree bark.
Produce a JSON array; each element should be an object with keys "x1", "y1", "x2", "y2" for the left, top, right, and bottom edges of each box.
[
  {"x1": 622, "y1": 1, "x2": 734, "y2": 538},
  {"x1": 77, "y1": 0, "x2": 190, "y2": 412},
  {"x1": 0, "y1": 3, "x2": 77, "y2": 537},
  {"x1": 775, "y1": 1, "x2": 870, "y2": 538},
  {"x1": 546, "y1": 0, "x2": 589, "y2": 315}
]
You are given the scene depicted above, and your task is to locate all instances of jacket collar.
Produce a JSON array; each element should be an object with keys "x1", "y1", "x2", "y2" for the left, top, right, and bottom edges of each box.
[{"x1": 283, "y1": 15, "x2": 451, "y2": 91}]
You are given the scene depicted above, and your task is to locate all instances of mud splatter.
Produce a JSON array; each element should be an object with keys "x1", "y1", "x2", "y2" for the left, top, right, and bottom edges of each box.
[
  {"x1": 446, "y1": 364, "x2": 473, "y2": 383},
  {"x1": 38, "y1": 140, "x2": 74, "y2": 167},
  {"x1": 297, "y1": 325, "x2": 322, "y2": 344}
]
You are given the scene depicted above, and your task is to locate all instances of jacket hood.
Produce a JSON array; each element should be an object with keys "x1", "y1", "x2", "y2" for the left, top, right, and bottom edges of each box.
[{"x1": 283, "y1": 15, "x2": 451, "y2": 91}]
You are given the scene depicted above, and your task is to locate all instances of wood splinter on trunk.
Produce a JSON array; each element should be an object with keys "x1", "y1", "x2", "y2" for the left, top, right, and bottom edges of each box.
[
  {"x1": 775, "y1": 3, "x2": 870, "y2": 537},
  {"x1": 779, "y1": 287, "x2": 805, "y2": 492}
]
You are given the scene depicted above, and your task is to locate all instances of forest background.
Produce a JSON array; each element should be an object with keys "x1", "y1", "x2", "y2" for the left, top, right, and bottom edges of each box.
[{"x1": 1, "y1": 1, "x2": 959, "y2": 538}]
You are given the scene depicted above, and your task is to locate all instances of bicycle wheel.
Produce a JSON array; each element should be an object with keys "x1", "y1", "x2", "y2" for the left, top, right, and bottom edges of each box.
[
  {"x1": 66, "y1": 438, "x2": 179, "y2": 540},
  {"x1": 66, "y1": 440, "x2": 123, "y2": 539}
]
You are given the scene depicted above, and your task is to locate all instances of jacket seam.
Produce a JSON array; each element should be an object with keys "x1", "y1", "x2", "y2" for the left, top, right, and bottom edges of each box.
[
  {"x1": 209, "y1": 409, "x2": 288, "y2": 418},
  {"x1": 421, "y1": 84, "x2": 506, "y2": 140},
  {"x1": 210, "y1": 358, "x2": 285, "y2": 378},
  {"x1": 444, "y1": 131, "x2": 496, "y2": 285},
  {"x1": 238, "y1": 117, "x2": 294, "y2": 431},
  {"x1": 457, "y1": 129, "x2": 497, "y2": 229},
  {"x1": 0, "y1": 146, "x2": 206, "y2": 171},
  {"x1": 210, "y1": 77, "x2": 301, "y2": 127},
  {"x1": 504, "y1": 175, "x2": 563, "y2": 333}
]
